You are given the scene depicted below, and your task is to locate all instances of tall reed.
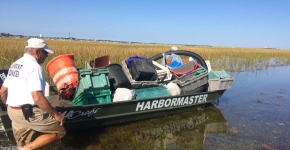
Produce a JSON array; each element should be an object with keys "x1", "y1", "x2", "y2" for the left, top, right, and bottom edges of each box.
[{"x1": 1, "y1": 38, "x2": 290, "y2": 77}]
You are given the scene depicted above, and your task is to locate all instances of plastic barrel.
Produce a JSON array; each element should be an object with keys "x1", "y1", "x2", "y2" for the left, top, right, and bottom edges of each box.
[
  {"x1": 46, "y1": 54, "x2": 78, "y2": 93},
  {"x1": 106, "y1": 64, "x2": 131, "y2": 92}
]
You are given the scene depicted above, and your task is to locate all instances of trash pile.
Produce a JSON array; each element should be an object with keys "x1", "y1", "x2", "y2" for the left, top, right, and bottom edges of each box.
[{"x1": 46, "y1": 51, "x2": 233, "y2": 106}]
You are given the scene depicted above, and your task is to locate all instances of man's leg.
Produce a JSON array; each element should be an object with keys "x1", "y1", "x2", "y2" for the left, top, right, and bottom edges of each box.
[
  {"x1": 25, "y1": 107, "x2": 66, "y2": 149},
  {"x1": 25, "y1": 132, "x2": 65, "y2": 150},
  {"x1": 8, "y1": 108, "x2": 36, "y2": 147},
  {"x1": 8, "y1": 107, "x2": 66, "y2": 149},
  {"x1": 11, "y1": 122, "x2": 36, "y2": 147}
]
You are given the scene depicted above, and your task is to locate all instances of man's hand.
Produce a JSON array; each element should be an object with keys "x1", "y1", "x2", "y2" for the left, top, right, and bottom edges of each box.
[
  {"x1": 0, "y1": 86, "x2": 8, "y2": 104},
  {"x1": 54, "y1": 113, "x2": 65, "y2": 126},
  {"x1": 32, "y1": 91, "x2": 65, "y2": 126}
]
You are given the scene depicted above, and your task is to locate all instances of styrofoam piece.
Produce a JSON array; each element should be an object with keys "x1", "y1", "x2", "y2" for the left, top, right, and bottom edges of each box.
[
  {"x1": 45, "y1": 82, "x2": 50, "y2": 96},
  {"x1": 152, "y1": 61, "x2": 172, "y2": 81},
  {"x1": 85, "y1": 61, "x2": 92, "y2": 69},
  {"x1": 113, "y1": 88, "x2": 135, "y2": 102},
  {"x1": 165, "y1": 82, "x2": 181, "y2": 96},
  {"x1": 205, "y1": 60, "x2": 211, "y2": 72}
]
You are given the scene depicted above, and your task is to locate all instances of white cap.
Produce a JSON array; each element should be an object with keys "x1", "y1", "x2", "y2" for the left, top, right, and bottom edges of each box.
[{"x1": 25, "y1": 38, "x2": 54, "y2": 54}]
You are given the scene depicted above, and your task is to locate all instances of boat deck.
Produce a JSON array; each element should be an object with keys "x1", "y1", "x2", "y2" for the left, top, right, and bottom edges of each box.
[{"x1": 46, "y1": 95, "x2": 77, "y2": 107}]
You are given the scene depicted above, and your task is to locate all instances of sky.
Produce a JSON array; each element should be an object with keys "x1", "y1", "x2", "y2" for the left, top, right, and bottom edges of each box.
[{"x1": 0, "y1": 0, "x2": 290, "y2": 49}]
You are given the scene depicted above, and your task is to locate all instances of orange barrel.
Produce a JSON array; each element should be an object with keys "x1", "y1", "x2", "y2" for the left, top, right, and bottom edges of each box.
[{"x1": 46, "y1": 54, "x2": 78, "y2": 93}]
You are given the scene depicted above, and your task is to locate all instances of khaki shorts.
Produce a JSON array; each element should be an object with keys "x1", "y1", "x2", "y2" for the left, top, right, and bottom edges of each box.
[{"x1": 7, "y1": 106, "x2": 66, "y2": 146}]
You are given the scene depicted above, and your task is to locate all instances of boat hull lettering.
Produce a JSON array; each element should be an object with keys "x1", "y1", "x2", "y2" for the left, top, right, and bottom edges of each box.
[
  {"x1": 61, "y1": 108, "x2": 101, "y2": 119},
  {"x1": 136, "y1": 94, "x2": 208, "y2": 111}
]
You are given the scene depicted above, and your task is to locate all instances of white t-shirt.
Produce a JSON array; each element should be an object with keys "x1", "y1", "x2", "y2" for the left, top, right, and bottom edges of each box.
[{"x1": 3, "y1": 54, "x2": 45, "y2": 107}]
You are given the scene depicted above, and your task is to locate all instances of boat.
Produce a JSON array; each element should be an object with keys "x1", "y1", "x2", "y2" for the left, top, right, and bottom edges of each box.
[{"x1": 0, "y1": 50, "x2": 232, "y2": 141}]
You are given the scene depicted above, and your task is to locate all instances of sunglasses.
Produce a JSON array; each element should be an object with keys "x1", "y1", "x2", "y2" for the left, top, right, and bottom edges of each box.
[{"x1": 38, "y1": 49, "x2": 48, "y2": 55}]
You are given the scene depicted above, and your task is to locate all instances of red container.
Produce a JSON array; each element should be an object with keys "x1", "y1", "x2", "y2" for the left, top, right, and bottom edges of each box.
[{"x1": 170, "y1": 61, "x2": 199, "y2": 76}]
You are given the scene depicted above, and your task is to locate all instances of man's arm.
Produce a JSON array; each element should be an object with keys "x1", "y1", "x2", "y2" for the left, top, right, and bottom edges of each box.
[
  {"x1": 31, "y1": 91, "x2": 65, "y2": 126},
  {"x1": 0, "y1": 86, "x2": 8, "y2": 104}
]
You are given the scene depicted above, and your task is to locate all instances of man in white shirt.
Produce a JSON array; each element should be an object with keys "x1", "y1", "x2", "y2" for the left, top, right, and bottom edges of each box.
[{"x1": 0, "y1": 38, "x2": 66, "y2": 150}]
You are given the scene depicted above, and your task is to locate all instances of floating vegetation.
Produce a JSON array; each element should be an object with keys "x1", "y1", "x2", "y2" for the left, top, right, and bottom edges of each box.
[
  {"x1": 272, "y1": 130, "x2": 281, "y2": 135},
  {"x1": 261, "y1": 143, "x2": 273, "y2": 150},
  {"x1": 197, "y1": 107, "x2": 204, "y2": 111},
  {"x1": 215, "y1": 105, "x2": 223, "y2": 110},
  {"x1": 260, "y1": 91, "x2": 265, "y2": 95},
  {"x1": 279, "y1": 88, "x2": 285, "y2": 93},
  {"x1": 273, "y1": 102, "x2": 281, "y2": 106},
  {"x1": 277, "y1": 94, "x2": 284, "y2": 98},
  {"x1": 277, "y1": 123, "x2": 285, "y2": 126},
  {"x1": 228, "y1": 127, "x2": 238, "y2": 137}
]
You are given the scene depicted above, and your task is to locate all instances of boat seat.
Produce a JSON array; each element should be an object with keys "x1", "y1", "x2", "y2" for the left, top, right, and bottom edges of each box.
[{"x1": 90, "y1": 55, "x2": 110, "y2": 68}]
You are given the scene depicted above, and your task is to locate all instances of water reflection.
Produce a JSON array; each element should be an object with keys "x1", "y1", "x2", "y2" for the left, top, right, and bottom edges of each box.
[{"x1": 44, "y1": 104, "x2": 227, "y2": 150}]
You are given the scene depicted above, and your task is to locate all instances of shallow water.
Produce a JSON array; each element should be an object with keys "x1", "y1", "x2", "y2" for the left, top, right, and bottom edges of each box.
[
  {"x1": 1, "y1": 65, "x2": 290, "y2": 150},
  {"x1": 203, "y1": 66, "x2": 290, "y2": 150}
]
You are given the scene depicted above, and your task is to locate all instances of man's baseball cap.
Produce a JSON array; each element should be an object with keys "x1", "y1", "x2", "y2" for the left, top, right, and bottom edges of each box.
[{"x1": 25, "y1": 38, "x2": 54, "y2": 54}]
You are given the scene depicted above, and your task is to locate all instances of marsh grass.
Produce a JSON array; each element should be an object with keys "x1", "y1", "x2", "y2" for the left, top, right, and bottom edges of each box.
[{"x1": 1, "y1": 38, "x2": 290, "y2": 80}]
